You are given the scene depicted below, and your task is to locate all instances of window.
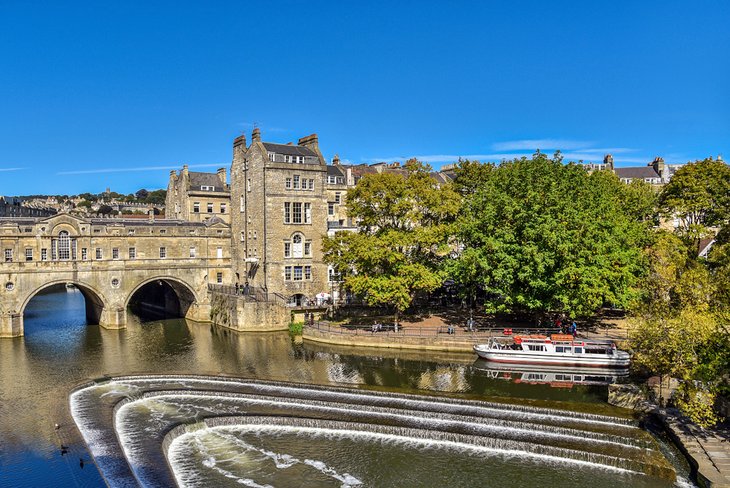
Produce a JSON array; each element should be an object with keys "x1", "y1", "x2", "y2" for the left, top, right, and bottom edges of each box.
[
  {"x1": 304, "y1": 203, "x2": 311, "y2": 224},
  {"x1": 216, "y1": 247, "x2": 223, "y2": 258},
  {"x1": 285, "y1": 266, "x2": 292, "y2": 280},
  {"x1": 304, "y1": 266, "x2": 311, "y2": 280},
  {"x1": 328, "y1": 175, "x2": 337, "y2": 184},
  {"x1": 128, "y1": 229, "x2": 135, "y2": 235},
  {"x1": 253, "y1": 231, "x2": 257, "y2": 239},
  {"x1": 328, "y1": 267, "x2": 335, "y2": 282},
  {"x1": 160, "y1": 229, "x2": 166, "y2": 234},
  {"x1": 292, "y1": 234, "x2": 303, "y2": 258},
  {"x1": 285, "y1": 155, "x2": 293, "y2": 163},
  {"x1": 58, "y1": 231, "x2": 71, "y2": 260},
  {"x1": 25, "y1": 248, "x2": 33, "y2": 261},
  {"x1": 304, "y1": 242, "x2": 311, "y2": 256},
  {"x1": 286, "y1": 177, "x2": 292, "y2": 189},
  {"x1": 240, "y1": 232, "x2": 245, "y2": 242},
  {"x1": 284, "y1": 242, "x2": 291, "y2": 258},
  {"x1": 129, "y1": 247, "x2": 136, "y2": 259},
  {"x1": 293, "y1": 175, "x2": 300, "y2": 189},
  {"x1": 207, "y1": 203, "x2": 213, "y2": 213},
  {"x1": 328, "y1": 203, "x2": 334, "y2": 216},
  {"x1": 292, "y1": 202, "x2": 302, "y2": 223},
  {"x1": 308, "y1": 179, "x2": 314, "y2": 190},
  {"x1": 293, "y1": 266, "x2": 303, "y2": 281},
  {"x1": 240, "y1": 196, "x2": 245, "y2": 212},
  {"x1": 334, "y1": 193, "x2": 341, "y2": 204},
  {"x1": 189, "y1": 247, "x2": 196, "y2": 258},
  {"x1": 220, "y1": 203, "x2": 226, "y2": 213},
  {"x1": 296, "y1": 155, "x2": 304, "y2": 164},
  {"x1": 41, "y1": 248, "x2": 48, "y2": 261},
  {"x1": 193, "y1": 202, "x2": 200, "y2": 213},
  {"x1": 95, "y1": 248, "x2": 102, "y2": 260},
  {"x1": 284, "y1": 202, "x2": 291, "y2": 223},
  {"x1": 201, "y1": 185, "x2": 215, "y2": 191},
  {"x1": 268, "y1": 152, "x2": 275, "y2": 161},
  {"x1": 112, "y1": 248, "x2": 119, "y2": 260},
  {"x1": 216, "y1": 272, "x2": 223, "y2": 283},
  {"x1": 159, "y1": 247, "x2": 167, "y2": 258},
  {"x1": 247, "y1": 178, "x2": 251, "y2": 192}
]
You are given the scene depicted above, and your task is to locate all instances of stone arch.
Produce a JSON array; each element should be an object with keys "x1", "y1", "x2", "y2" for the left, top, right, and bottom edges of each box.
[
  {"x1": 125, "y1": 276, "x2": 199, "y2": 320},
  {"x1": 20, "y1": 280, "x2": 108, "y2": 326}
]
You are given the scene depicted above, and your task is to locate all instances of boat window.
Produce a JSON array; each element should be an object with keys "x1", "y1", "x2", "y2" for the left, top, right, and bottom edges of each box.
[
  {"x1": 527, "y1": 345, "x2": 546, "y2": 352},
  {"x1": 574, "y1": 347, "x2": 582, "y2": 354},
  {"x1": 556, "y1": 346, "x2": 572, "y2": 353}
]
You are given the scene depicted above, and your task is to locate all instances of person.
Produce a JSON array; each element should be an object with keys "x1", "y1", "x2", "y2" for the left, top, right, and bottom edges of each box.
[
  {"x1": 371, "y1": 323, "x2": 377, "y2": 333},
  {"x1": 243, "y1": 282, "x2": 250, "y2": 295},
  {"x1": 448, "y1": 324, "x2": 454, "y2": 335},
  {"x1": 571, "y1": 321, "x2": 577, "y2": 338},
  {"x1": 467, "y1": 318, "x2": 474, "y2": 332},
  {"x1": 234, "y1": 282, "x2": 239, "y2": 295}
]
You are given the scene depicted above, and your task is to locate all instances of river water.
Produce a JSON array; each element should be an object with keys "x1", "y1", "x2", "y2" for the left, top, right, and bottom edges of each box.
[{"x1": 0, "y1": 288, "x2": 692, "y2": 487}]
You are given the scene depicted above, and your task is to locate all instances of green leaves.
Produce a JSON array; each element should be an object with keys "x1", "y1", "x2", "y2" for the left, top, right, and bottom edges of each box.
[
  {"x1": 323, "y1": 159, "x2": 459, "y2": 315},
  {"x1": 452, "y1": 153, "x2": 652, "y2": 317}
]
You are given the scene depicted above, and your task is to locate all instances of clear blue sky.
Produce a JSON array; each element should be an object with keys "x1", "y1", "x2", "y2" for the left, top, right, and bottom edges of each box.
[{"x1": 1, "y1": 0, "x2": 728, "y2": 195}]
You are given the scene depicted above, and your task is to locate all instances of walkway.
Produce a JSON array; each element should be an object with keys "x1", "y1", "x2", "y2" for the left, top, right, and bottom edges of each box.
[{"x1": 662, "y1": 410, "x2": 730, "y2": 487}]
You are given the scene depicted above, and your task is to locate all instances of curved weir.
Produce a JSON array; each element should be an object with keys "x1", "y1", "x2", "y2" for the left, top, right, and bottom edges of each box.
[{"x1": 70, "y1": 375, "x2": 676, "y2": 487}]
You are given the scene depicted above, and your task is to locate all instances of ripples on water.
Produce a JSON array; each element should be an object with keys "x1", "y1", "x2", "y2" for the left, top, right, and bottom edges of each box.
[{"x1": 0, "y1": 289, "x2": 695, "y2": 487}]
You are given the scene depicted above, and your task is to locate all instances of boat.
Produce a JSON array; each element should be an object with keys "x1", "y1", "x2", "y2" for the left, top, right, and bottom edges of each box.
[{"x1": 473, "y1": 334, "x2": 630, "y2": 368}]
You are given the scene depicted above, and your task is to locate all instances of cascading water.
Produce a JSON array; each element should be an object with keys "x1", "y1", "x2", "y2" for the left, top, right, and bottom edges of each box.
[{"x1": 70, "y1": 375, "x2": 678, "y2": 487}]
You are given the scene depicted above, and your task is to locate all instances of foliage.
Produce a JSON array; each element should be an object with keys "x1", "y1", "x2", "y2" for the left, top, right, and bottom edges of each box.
[
  {"x1": 288, "y1": 322, "x2": 303, "y2": 335},
  {"x1": 323, "y1": 159, "x2": 460, "y2": 324},
  {"x1": 144, "y1": 189, "x2": 167, "y2": 205},
  {"x1": 659, "y1": 157, "x2": 730, "y2": 245},
  {"x1": 629, "y1": 232, "x2": 727, "y2": 426},
  {"x1": 451, "y1": 153, "x2": 653, "y2": 318},
  {"x1": 135, "y1": 188, "x2": 149, "y2": 200}
]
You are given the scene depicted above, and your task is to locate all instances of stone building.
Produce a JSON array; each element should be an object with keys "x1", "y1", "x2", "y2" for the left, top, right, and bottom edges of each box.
[
  {"x1": 0, "y1": 196, "x2": 57, "y2": 218},
  {"x1": 230, "y1": 129, "x2": 330, "y2": 306},
  {"x1": 165, "y1": 165, "x2": 231, "y2": 223},
  {"x1": 584, "y1": 154, "x2": 686, "y2": 186}
]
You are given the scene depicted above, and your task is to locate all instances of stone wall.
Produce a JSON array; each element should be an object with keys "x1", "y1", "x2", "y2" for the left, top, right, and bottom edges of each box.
[{"x1": 208, "y1": 290, "x2": 289, "y2": 332}]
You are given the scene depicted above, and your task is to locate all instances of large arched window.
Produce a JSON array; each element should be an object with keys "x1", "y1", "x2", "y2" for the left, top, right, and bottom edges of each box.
[
  {"x1": 292, "y1": 234, "x2": 303, "y2": 258},
  {"x1": 58, "y1": 231, "x2": 71, "y2": 260}
]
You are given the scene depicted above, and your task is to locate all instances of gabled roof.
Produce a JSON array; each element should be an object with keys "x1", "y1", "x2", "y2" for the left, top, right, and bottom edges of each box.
[
  {"x1": 614, "y1": 166, "x2": 660, "y2": 179},
  {"x1": 262, "y1": 142, "x2": 318, "y2": 157},
  {"x1": 327, "y1": 165, "x2": 346, "y2": 177},
  {"x1": 188, "y1": 172, "x2": 228, "y2": 191}
]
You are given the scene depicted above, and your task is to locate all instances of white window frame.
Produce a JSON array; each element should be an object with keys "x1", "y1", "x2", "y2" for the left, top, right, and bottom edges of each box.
[
  {"x1": 159, "y1": 247, "x2": 167, "y2": 259},
  {"x1": 129, "y1": 247, "x2": 136, "y2": 259}
]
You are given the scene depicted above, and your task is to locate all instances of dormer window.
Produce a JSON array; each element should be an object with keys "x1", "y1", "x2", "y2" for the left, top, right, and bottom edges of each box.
[
  {"x1": 268, "y1": 152, "x2": 275, "y2": 161},
  {"x1": 201, "y1": 185, "x2": 215, "y2": 191}
]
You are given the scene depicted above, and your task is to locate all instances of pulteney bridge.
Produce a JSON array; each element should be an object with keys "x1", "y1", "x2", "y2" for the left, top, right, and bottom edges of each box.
[{"x1": 0, "y1": 213, "x2": 231, "y2": 337}]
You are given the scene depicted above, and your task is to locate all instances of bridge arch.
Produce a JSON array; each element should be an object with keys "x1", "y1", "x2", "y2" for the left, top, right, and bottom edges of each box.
[
  {"x1": 125, "y1": 276, "x2": 200, "y2": 321},
  {"x1": 20, "y1": 280, "x2": 109, "y2": 327}
]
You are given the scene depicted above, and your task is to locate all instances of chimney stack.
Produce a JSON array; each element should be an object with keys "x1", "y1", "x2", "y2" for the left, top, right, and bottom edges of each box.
[
  {"x1": 217, "y1": 167, "x2": 227, "y2": 186},
  {"x1": 298, "y1": 133, "x2": 318, "y2": 149},
  {"x1": 252, "y1": 128, "x2": 261, "y2": 142},
  {"x1": 233, "y1": 134, "x2": 247, "y2": 149},
  {"x1": 333, "y1": 154, "x2": 341, "y2": 165},
  {"x1": 182, "y1": 164, "x2": 189, "y2": 177},
  {"x1": 603, "y1": 154, "x2": 614, "y2": 171}
]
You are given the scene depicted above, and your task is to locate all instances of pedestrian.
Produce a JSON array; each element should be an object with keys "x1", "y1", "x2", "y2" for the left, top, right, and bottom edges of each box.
[
  {"x1": 243, "y1": 282, "x2": 250, "y2": 295},
  {"x1": 234, "y1": 282, "x2": 239, "y2": 295},
  {"x1": 571, "y1": 321, "x2": 577, "y2": 338}
]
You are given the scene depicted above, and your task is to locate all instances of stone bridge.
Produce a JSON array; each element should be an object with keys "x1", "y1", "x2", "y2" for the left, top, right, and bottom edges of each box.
[{"x1": 0, "y1": 213, "x2": 232, "y2": 337}]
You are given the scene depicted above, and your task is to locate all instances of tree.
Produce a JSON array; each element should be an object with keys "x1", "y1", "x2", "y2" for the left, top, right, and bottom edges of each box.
[
  {"x1": 323, "y1": 159, "x2": 460, "y2": 327},
  {"x1": 659, "y1": 157, "x2": 730, "y2": 246},
  {"x1": 135, "y1": 188, "x2": 149, "y2": 200},
  {"x1": 145, "y1": 189, "x2": 167, "y2": 205},
  {"x1": 629, "y1": 232, "x2": 726, "y2": 426},
  {"x1": 452, "y1": 153, "x2": 651, "y2": 318}
]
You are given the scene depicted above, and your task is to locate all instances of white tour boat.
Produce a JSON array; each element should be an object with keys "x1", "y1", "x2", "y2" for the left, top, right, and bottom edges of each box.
[{"x1": 473, "y1": 334, "x2": 630, "y2": 368}]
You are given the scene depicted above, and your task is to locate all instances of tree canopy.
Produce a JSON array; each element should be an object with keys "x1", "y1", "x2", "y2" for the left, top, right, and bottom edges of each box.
[
  {"x1": 451, "y1": 153, "x2": 653, "y2": 318},
  {"x1": 323, "y1": 159, "x2": 460, "y2": 324}
]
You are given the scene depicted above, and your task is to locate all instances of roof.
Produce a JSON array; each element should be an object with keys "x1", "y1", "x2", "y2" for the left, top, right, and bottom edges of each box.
[
  {"x1": 327, "y1": 165, "x2": 346, "y2": 177},
  {"x1": 262, "y1": 142, "x2": 318, "y2": 157},
  {"x1": 614, "y1": 166, "x2": 660, "y2": 179},
  {"x1": 188, "y1": 172, "x2": 228, "y2": 191}
]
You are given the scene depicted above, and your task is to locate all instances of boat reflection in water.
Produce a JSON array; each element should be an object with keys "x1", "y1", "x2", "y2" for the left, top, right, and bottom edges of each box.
[{"x1": 474, "y1": 359, "x2": 630, "y2": 388}]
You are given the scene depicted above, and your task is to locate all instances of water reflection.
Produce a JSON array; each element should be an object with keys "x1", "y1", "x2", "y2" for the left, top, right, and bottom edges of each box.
[{"x1": 473, "y1": 360, "x2": 630, "y2": 388}]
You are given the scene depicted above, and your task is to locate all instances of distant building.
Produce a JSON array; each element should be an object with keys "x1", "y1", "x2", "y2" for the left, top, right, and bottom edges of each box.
[
  {"x1": 165, "y1": 166, "x2": 231, "y2": 223},
  {"x1": 0, "y1": 196, "x2": 57, "y2": 218},
  {"x1": 584, "y1": 154, "x2": 685, "y2": 186}
]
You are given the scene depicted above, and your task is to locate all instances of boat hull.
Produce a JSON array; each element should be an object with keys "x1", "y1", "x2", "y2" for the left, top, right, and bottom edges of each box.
[{"x1": 473, "y1": 346, "x2": 630, "y2": 368}]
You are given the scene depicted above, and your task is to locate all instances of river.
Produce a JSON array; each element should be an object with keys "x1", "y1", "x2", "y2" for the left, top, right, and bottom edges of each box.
[{"x1": 0, "y1": 287, "x2": 692, "y2": 487}]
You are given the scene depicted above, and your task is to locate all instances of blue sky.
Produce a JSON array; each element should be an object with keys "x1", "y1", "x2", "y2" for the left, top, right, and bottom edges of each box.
[{"x1": 1, "y1": 1, "x2": 728, "y2": 195}]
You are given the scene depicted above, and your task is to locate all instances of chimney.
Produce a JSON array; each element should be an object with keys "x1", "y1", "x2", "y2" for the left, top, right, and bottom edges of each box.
[
  {"x1": 233, "y1": 134, "x2": 247, "y2": 149},
  {"x1": 182, "y1": 164, "x2": 189, "y2": 177},
  {"x1": 332, "y1": 154, "x2": 341, "y2": 165},
  {"x1": 650, "y1": 156, "x2": 665, "y2": 176},
  {"x1": 298, "y1": 133, "x2": 319, "y2": 150},
  {"x1": 252, "y1": 128, "x2": 261, "y2": 143},
  {"x1": 217, "y1": 167, "x2": 227, "y2": 186}
]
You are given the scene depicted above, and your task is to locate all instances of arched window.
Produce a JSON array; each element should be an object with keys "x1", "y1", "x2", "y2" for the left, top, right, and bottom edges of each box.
[{"x1": 292, "y1": 234, "x2": 303, "y2": 258}]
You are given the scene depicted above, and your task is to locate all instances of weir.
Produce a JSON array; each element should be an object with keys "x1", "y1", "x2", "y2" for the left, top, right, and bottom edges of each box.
[{"x1": 70, "y1": 375, "x2": 676, "y2": 487}]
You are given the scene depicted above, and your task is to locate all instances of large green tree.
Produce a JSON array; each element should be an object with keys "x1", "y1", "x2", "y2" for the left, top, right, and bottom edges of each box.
[
  {"x1": 659, "y1": 157, "x2": 730, "y2": 245},
  {"x1": 452, "y1": 152, "x2": 653, "y2": 318},
  {"x1": 323, "y1": 159, "x2": 460, "y2": 327}
]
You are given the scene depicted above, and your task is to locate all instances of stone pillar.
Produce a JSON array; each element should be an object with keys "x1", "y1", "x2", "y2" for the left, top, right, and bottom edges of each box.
[
  {"x1": 99, "y1": 307, "x2": 127, "y2": 330},
  {"x1": 0, "y1": 311, "x2": 23, "y2": 338}
]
